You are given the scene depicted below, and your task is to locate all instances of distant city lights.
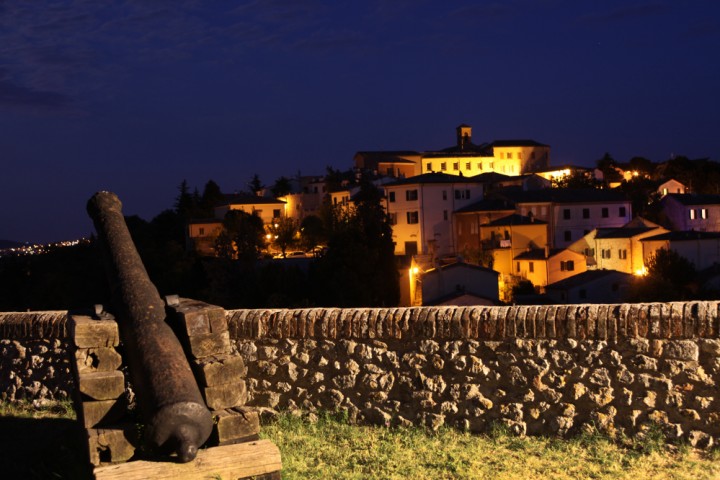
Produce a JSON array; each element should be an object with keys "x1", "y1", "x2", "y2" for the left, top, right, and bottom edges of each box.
[{"x1": 0, "y1": 238, "x2": 90, "y2": 258}]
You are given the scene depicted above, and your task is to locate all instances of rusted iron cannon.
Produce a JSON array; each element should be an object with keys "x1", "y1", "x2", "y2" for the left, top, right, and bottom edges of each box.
[{"x1": 87, "y1": 191, "x2": 212, "y2": 462}]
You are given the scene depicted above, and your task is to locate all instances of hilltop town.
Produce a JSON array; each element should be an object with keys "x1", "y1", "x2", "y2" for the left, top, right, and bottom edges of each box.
[{"x1": 177, "y1": 124, "x2": 720, "y2": 307}]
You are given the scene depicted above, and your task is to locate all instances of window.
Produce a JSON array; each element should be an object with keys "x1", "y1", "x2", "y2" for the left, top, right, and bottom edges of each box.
[
  {"x1": 406, "y1": 211, "x2": 419, "y2": 224},
  {"x1": 702, "y1": 209, "x2": 708, "y2": 219},
  {"x1": 619, "y1": 249, "x2": 627, "y2": 259},
  {"x1": 442, "y1": 191, "x2": 447, "y2": 200},
  {"x1": 389, "y1": 191, "x2": 396, "y2": 202},
  {"x1": 389, "y1": 213, "x2": 397, "y2": 225},
  {"x1": 619, "y1": 206, "x2": 626, "y2": 217},
  {"x1": 440, "y1": 162, "x2": 447, "y2": 171},
  {"x1": 563, "y1": 209, "x2": 571, "y2": 220},
  {"x1": 584, "y1": 248, "x2": 595, "y2": 257},
  {"x1": 453, "y1": 162, "x2": 459, "y2": 171},
  {"x1": 564, "y1": 231, "x2": 572, "y2": 242},
  {"x1": 386, "y1": 167, "x2": 393, "y2": 175},
  {"x1": 454, "y1": 189, "x2": 471, "y2": 200},
  {"x1": 199, "y1": 227, "x2": 205, "y2": 236},
  {"x1": 582, "y1": 208, "x2": 590, "y2": 219},
  {"x1": 273, "y1": 209, "x2": 281, "y2": 218},
  {"x1": 443, "y1": 210, "x2": 448, "y2": 221},
  {"x1": 518, "y1": 152, "x2": 523, "y2": 160},
  {"x1": 601, "y1": 249, "x2": 611, "y2": 259},
  {"x1": 466, "y1": 162, "x2": 471, "y2": 170},
  {"x1": 602, "y1": 207, "x2": 609, "y2": 218},
  {"x1": 541, "y1": 206, "x2": 547, "y2": 216},
  {"x1": 529, "y1": 262, "x2": 534, "y2": 273},
  {"x1": 690, "y1": 209, "x2": 696, "y2": 220},
  {"x1": 406, "y1": 190, "x2": 418, "y2": 201},
  {"x1": 516, "y1": 262, "x2": 520, "y2": 273},
  {"x1": 478, "y1": 162, "x2": 483, "y2": 171},
  {"x1": 426, "y1": 162, "x2": 432, "y2": 171},
  {"x1": 560, "y1": 260, "x2": 575, "y2": 271},
  {"x1": 489, "y1": 162, "x2": 494, "y2": 169},
  {"x1": 507, "y1": 152, "x2": 513, "y2": 159}
]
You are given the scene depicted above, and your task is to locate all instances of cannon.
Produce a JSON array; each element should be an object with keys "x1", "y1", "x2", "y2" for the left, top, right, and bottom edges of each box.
[{"x1": 87, "y1": 191, "x2": 212, "y2": 462}]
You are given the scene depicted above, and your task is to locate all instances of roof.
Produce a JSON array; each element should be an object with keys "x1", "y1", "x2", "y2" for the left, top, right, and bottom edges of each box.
[
  {"x1": 545, "y1": 270, "x2": 633, "y2": 290},
  {"x1": 663, "y1": 193, "x2": 720, "y2": 206},
  {"x1": 514, "y1": 248, "x2": 566, "y2": 260},
  {"x1": 384, "y1": 172, "x2": 484, "y2": 187},
  {"x1": 640, "y1": 231, "x2": 720, "y2": 242},
  {"x1": 355, "y1": 150, "x2": 420, "y2": 157},
  {"x1": 453, "y1": 198, "x2": 516, "y2": 214},
  {"x1": 595, "y1": 227, "x2": 658, "y2": 239},
  {"x1": 492, "y1": 187, "x2": 629, "y2": 204},
  {"x1": 485, "y1": 213, "x2": 547, "y2": 226},
  {"x1": 423, "y1": 143, "x2": 494, "y2": 157},
  {"x1": 220, "y1": 193, "x2": 286, "y2": 206},
  {"x1": 424, "y1": 261, "x2": 499, "y2": 276},
  {"x1": 469, "y1": 172, "x2": 514, "y2": 183},
  {"x1": 529, "y1": 164, "x2": 594, "y2": 174},
  {"x1": 490, "y1": 140, "x2": 549, "y2": 148},
  {"x1": 377, "y1": 158, "x2": 416, "y2": 165}
]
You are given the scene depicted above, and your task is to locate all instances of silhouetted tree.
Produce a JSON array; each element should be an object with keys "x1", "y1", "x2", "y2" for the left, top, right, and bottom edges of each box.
[
  {"x1": 215, "y1": 210, "x2": 265, "y2": 261},
  {"x1": 271, "y1": 176, "x2": 293, "y2": 197},
  {"x1": 248, "y1": 174, "x2": 263, "y2": 195},
  {"x1": 629, "y1": 248, "x2": 697, "y2": 301},
  {"x1": 299, "y1": 215, "x2": 326, "y2": 251},
  {"x1": 269, "y1": 216, "x2": 298, "y2": 257}
]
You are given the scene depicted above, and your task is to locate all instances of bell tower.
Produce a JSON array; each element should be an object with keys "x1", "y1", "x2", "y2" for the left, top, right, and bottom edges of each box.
[{"x1": 456, "y1": 124, "x2": 472, "y2": 150}]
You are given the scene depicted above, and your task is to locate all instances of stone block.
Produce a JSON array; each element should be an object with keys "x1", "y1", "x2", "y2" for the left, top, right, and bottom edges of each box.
[
  {"x1": 68, "y1": 315, "x2": 119, "y2": 348},
  {"x1": 78, "y1": 370, "x2": 125, "y2": 400},
  {"x1": 168, "y1": 298, "x2": 227, "y2": 336},
  {"x1": 87, "y1": 425, "x2": 138, "y2": 465},
  {"x1": 78, "y1": 398, "x2": 127, "y2": 428},
  {"x1": 662, "y1": 340, "x2": 699, "y2": 361},
  {"x1": 75, "y1": 347, "x2": 123, "y2": 373},
  {"x1": 204, "y1": 380, "x2": 248, "y2": 410},
  {"x1": 210, "y1": 407, "x2": 261, "y2": 446},
  {"x1": 188, "y1": 331, "x2": 232, "y2": 359},
  {"x1": 192, "y1": 354, "x2": 246, "y2": 387}
]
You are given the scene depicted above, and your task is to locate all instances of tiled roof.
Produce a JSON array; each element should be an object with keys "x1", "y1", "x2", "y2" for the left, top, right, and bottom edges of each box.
[
  {"x1": 220, "y1": 193, "x2": 286, "y2": 205},
  {"x1": 545, "y1": 269, "x2": 633, "y2": 290},
  {"x1": 424, "y1": 261, "x2": 499, "y2": 276},
  {"x1": 454, "y1": 198, "x2": 516, "y2": 214},
  {"x1": 384, "y1": 172, "x2": 485, "y2": 187},
  {"x1": 514, "y1": 248, "x2": 565, "y2": 260},
  {"x1": 595, "y1": 227, "x2": 658, "y2": 239},
  {"x1": 485, "y1": 214, "x2": 547, "y2": 226},
  {"x1": 490, "y1": 140, "x2": 549, "y2": 147},
  {"x1": 492, "y1": 188, "x2": 629, "y2": 204},
  {"x1": 663, "y1": 193, "x2": 720, "y2": 206},
  {"x1": 640, "y1": 231, "x2": 720, "y2": 242}
]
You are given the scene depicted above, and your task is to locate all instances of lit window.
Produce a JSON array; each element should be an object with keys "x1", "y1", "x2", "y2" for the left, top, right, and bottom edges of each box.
[
  {"x1": 702, "y1": 209, "x2": 708, "y2": 219},
  {"x1": 407, "y1": 211, "x2": 419, "y2": 224},
  {"x1": 441, "y1": 162, "x2": 447, "y2": 171},
  {"x1": 453, "y1": 162, "x2": 459, "y2": 171},
  {"x1": 690, "y1": 209, "x2": 696, "y2": 220}
]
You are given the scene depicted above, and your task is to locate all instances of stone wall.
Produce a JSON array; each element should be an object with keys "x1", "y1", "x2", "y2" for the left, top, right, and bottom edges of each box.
[
  {"x1": 227, "y1": 303, "x2": 720, "y2": 446},
  {"x1": 2, "y1": 303, "x2": 720, "y2": 445},
  {"x1": 0, "y1": 311, "x2": 73, "y2": 401}
]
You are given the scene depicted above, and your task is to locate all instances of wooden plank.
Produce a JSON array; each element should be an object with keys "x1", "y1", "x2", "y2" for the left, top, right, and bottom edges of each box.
[{"x1": 93, "y1": 439, "x2": 282, "y2": 480}]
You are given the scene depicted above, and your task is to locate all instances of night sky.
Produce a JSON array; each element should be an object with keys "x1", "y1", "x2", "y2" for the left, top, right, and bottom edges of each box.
[{"x1": 1, "y1": 1, "x2": 719, "y2": 244}]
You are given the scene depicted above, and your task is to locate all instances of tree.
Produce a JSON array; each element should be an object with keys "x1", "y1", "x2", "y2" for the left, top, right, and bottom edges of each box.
[
  {"x1": 271, "y1": 176, "x2": 293, "y2": 197},
  {"x1": 551, "y1": 170, "x2": 600, "y2": 189},
  {"x1": 215, "y1": 210, "x2": 265, "y2": 261},
  {"x1": 299, "y1": 215, "x2": 326, "y2": 251},
  {"x1": 199, "y1": 180, "x2": 224, "y2": 217},
  {"x1": 175, "y1": 180, "x2": 197, "y2": 220},
  {"x1": 248, "y1": 174, "x2": 264, "y2": 195},
  {"x1": 311, "y1": 174, "x2": 399, "y2": 307},
  {"x1": 628, "y1": 156, "x2": 655, "y2": 178},
  {"x1": 629, "y1": 248, "x2": 697, "y2": 301},
  {"x1": 268, "y1": 216, "x2": 298, "y2": 257},
  {"x1": 596, "y1": 153, "x2": 622, "y2": 184}
]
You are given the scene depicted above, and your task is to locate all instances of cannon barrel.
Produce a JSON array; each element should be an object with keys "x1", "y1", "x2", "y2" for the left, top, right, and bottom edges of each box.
[{"x1": 87, "y1": 191, "x2": 212, "y2": 462}]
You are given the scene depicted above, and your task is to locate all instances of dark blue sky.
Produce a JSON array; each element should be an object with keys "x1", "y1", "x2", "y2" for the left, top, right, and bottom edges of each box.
[{"x1": 2, "y1": 0, "x2": 719, "y2": 244}]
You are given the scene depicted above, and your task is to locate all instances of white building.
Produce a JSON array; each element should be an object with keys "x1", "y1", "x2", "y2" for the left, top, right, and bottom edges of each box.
[{"x1": 383, "y1": 173, "x2": 485, "y2": 257}]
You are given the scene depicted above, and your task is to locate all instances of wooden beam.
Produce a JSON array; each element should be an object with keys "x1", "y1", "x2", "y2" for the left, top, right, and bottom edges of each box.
[{"x1": 93, "y1": 439, "x2": 281, "y2": 480}]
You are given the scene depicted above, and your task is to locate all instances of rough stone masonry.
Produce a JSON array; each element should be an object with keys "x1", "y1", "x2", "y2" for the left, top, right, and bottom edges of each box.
[{"x1": 2, "y1": 302, "x2": 720, "y2": 447}]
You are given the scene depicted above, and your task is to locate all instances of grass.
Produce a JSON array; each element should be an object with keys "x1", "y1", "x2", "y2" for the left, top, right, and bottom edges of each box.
[
  {"x1": 260, "y1": 411, "x2": 720, "y2": 480},
  {"x1": 1, "y1": 401, "x2": 719, "y2": 479}
]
